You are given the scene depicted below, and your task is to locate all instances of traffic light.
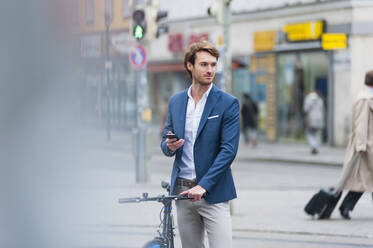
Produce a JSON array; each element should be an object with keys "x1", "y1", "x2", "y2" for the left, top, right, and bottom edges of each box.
[
  {"x1": 145, "y1": 5, "x2": 168, "y2": 41},
  {"x1": 207, "y1": 0, "x2": 223, "y2": 24},
  {"x1": 207, "y1": 0, "x2": 231, "y2": 24},
  {"x1": 132, "y1": 9, "x2": 146, "y2": 40}
]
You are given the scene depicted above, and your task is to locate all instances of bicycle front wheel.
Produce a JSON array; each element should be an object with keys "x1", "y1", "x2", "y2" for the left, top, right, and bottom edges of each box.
[{"x1": 143, "y1": 238, "x2": 167, "y2": 248}]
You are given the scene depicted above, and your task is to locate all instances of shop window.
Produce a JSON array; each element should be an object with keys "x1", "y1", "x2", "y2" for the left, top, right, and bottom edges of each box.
[
  {"x1": 86, "y1": 0, "x2": 94, "y2": 25},
  {"x1": 276, "y1": 52, "x2": 329, "y2": 143}
]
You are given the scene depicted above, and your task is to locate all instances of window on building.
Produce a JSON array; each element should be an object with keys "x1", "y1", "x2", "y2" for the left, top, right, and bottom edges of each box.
[
  {"x1": 72, "y1": 0, "x2": 79, "y2": 26},
  {"x1": 86, "y1": 0, "x2": 94, "y2": 24},
  {"x1": 105, "y1": 0, "x2": 113, "y2": 22},
  {"x1": 122, "y1": 0, "x2": 130, "y2": 18}
]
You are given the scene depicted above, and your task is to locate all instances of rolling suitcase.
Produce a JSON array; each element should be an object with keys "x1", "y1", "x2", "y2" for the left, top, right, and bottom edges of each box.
[
  {"x1": 304, "y1": 187, "x2": 342, "y2": 219},
  {"x1": 304, "y1": 153, "x2": 359, "y2": 219}
]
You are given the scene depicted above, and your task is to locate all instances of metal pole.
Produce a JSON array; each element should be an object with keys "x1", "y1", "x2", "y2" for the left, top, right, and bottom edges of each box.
[
  {"x1": 131, "y1": 0, "x2": 149, "y2": 183},
  {"x1": 219, "y1": 0, "x2": 234, "y2": 215},
  {"x1": 221, "y1": 0, "x2": 232, "y2": 93},
  {"x1": 105, "y1": 12, "x2": 111, "y2": 141},
  {"x1": 327, "y1": 50, "x2": 334, "y2": 146},
  {"x1": 136, "y1": 61, "x2": 148, "y2": 182}
]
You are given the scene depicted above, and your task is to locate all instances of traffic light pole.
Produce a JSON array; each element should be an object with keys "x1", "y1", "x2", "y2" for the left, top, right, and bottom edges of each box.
[
  {"x1": 135, "y1": 62, "x2": 148, "y2": 183},
  {"x1": 105, "y1": 12, "x2": 111, "y2": 141},
  {"x1": 131, "y1": 1, "x2": 149, "y2": 183},
  {"x1": 221, "y1": 1, "x2": 234, "y2": 215}
]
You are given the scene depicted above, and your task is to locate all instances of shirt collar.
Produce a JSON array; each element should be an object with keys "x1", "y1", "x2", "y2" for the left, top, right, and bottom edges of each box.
[{"x1": 187, "y1": 83, "x2": 213, "y2": 100}]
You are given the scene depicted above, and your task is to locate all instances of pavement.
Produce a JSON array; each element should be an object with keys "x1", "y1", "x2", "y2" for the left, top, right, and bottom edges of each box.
[
  {"x1": 82, "y1": 126, "x2": 347, "y2": 167},
  {"x1": 236, "y1": 140, "x2": 346, "y2": 167},
  {"x1": 78, "y1": 127, "x2": 373, "y2": 247}
]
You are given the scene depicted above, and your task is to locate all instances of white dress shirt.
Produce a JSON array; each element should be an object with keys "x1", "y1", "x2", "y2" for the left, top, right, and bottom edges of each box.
[
  {"x1": 178, "y1": 84, "x2": 213, "y2": 180},
  {"x1": 368, "y1": 86, "x2": 373, "y2": 95}
]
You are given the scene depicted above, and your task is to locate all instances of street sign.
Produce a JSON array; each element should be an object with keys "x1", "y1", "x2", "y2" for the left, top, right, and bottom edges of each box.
[
  {"x1": 283, "y1": 20, "x2": 323, "y2": 42},
  {"x1": 141, "y1": 108, "x2": 152, "y2": 122},
  {"x1": 112, "y1": 32, "x2": 134, "y2": 54},
  {"x1": 254, "y1": 30, "x2": 276, "y2": 52},
  {"x1": 322, "y1": 33, "x2": 347, "y2": 50},
  {"x1": 129, "y1": 44, "x2": 147, "y2": 70}
]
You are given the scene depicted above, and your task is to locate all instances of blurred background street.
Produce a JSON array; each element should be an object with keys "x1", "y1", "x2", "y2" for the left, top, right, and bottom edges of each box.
[{"x1": 2, "y1": 0, "x2": 373, "y2": 247}]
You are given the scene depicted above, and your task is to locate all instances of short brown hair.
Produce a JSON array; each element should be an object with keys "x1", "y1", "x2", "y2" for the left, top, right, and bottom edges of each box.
[
  {"x1": 183, "y1": 40, "x2": 220, "y2": 78},
  {"x1": 365, "y1": 70, "x2": 373, "y2": 86}
]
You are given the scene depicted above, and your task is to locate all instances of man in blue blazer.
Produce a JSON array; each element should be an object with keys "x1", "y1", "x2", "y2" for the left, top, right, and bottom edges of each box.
[{"x1": 161, "y1": 40, "x2": 240, "y2": 248}]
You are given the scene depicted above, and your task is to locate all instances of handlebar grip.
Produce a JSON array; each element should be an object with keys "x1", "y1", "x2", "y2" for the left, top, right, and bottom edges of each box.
[
  {"x1": 174, "y1": 194, "x2": 194, "y2": 200},
  {"x1": 118, "y1": 197, "x2": 141, "y2": 203}
]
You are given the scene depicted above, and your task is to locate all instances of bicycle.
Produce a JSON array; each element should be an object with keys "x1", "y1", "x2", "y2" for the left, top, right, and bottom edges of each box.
[{"x1": 118, "y1": 181, "x2": 191, "y2": 248}]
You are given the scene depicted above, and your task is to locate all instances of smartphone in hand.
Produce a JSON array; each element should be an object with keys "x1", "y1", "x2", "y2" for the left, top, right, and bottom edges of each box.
[{"x1": 165, "y1": 133, "x2": 179, "y2": 140}]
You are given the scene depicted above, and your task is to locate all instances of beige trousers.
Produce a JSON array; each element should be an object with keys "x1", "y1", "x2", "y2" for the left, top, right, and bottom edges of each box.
[{"x1": 174, "y1": 185, "x2": 232, "y2": 248}]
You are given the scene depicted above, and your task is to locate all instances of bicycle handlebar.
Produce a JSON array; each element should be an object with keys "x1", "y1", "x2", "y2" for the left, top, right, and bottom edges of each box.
[
  {"x1": 118, "y1": 197, "x2": 142, "y2": 203},
  {"x1": 118, "y1": 194, "x2": 192, "y2": 204}
]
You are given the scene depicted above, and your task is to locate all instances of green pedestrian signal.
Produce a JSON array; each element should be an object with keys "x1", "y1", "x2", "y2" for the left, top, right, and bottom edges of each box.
[
  {"x1": 134, "y1": 25, "x2": 144, "y2": 40},
  {"x1": 132, "y1": 9, "x2": 146, "y2": 41}
]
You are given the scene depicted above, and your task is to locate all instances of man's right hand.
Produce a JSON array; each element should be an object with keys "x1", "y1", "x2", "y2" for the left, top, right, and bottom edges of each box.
[{"x1": 166, "y1": 131, "x2": 184, "y2": 152}]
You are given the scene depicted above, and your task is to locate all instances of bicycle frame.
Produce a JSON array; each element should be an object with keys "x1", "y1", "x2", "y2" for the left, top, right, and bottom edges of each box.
[
  {"x1": 119, "y1": 182, "x2": 190, "y2": 248},
  {"x1": 156, "y1": 196, "x2": 174, "y2": 248}
]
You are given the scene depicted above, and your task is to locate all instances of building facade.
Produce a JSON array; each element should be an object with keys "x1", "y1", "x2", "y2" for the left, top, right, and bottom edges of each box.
[
  {"x1": 73, "y1": 0, "x2": 134, "y2": 128},
  {"x1": 148, "y1": 0, "x2": 373, "y2": 146}
]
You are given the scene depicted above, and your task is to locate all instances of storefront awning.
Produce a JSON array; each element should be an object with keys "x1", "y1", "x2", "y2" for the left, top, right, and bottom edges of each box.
[{"x1": 275, "y1": 41, "x2": 321, "y2": 52}]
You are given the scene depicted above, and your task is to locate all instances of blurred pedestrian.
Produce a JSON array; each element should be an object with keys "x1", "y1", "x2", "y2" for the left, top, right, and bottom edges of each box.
[
  {"x1": 241, "y1": 93, "x2": 258, "y2": 147},
  {"x1": 303, "y1": 90, "x2": 325, "y2": 154},
  {"x1": 161, "y1": 40, "x2": 240, "y2": 248},
  {"x1": 338, "y1": 70, "x2": 373, "y2": 220}
]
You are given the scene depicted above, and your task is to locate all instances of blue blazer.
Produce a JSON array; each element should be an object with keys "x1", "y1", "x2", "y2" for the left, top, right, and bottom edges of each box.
[{"x1": 161, "y1": 85, "x2": 240, "y2": 204}]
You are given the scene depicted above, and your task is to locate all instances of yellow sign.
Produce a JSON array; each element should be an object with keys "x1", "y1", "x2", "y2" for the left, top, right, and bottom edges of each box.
[
  {"x1": 253, "y1": 31, "x2": 276, "y2": 52},
  {"x1": 322, "y1": 33, "x2": 347, "y2": 50},
  {"x1": 283, "y1": 21, "x2": 323, "y2": 41},
  {"x1": 217, "y1": 35, "x2": 223, "y2": 46},
  {"x1": 141, "y1": 108, "x2": 152, "y2": 123}
]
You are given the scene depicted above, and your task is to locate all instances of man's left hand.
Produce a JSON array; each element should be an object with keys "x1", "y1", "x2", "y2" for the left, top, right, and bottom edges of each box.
[{"x1": 180, "y1": 185, "x2": 206, "y2": 202}]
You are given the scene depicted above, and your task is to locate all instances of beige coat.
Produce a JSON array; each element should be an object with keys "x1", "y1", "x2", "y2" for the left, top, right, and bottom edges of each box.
[{"x1": 342, "y1": 86, "x2": 373, "y2": 192}]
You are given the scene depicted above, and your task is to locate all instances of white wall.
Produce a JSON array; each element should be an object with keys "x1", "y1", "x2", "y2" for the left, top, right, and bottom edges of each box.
[
  {"x1": 349, "y1": 35, "x2": 373, "y2": 99},
  {"x1": 332, "y1": 34, "x2": 373, "y2": 146},
  {"x1": 158, "y1": 0, "x2": 334, "y2": 21},
  {"x1": 333, "y1": 50, "x2": 352, "y2": 146},
  {"x1": 349, "y1": 4, "x2": 373, "y2": 98}
]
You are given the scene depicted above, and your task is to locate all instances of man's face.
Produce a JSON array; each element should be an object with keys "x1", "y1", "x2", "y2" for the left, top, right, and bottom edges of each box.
[{"x1": 187, "y1": 51, "x2": 217, "y2": 86}]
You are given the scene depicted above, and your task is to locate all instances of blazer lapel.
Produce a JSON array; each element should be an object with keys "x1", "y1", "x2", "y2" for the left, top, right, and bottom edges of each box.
[
  {"x1": 195, "y1": 85, "x2": 220, "y2": 139},
  {"x1": 176, "y1": 91, "x2": 188, "y2": 140}
]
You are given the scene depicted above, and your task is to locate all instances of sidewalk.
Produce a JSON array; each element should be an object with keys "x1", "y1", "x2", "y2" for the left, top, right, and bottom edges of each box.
[
  {"x1": 236, "y1": 141, "x2": 346, "y2": 166},
  {"x1": 81, "y1": 127, "x2": 347, "y2": 167},
  {"x1": 79, "y1": 128, "x2": 373, "y2": 247}
]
